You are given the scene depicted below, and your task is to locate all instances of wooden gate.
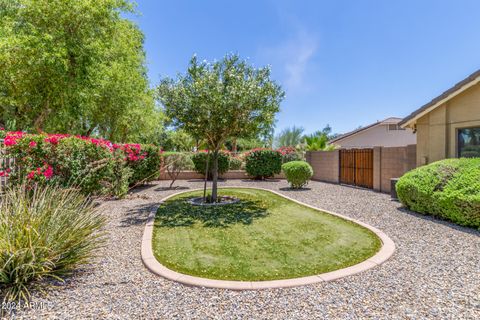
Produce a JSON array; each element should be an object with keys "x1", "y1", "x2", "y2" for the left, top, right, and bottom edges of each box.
[{"x1": 339, "y1": 149, "x2": 373, "y2": 189}]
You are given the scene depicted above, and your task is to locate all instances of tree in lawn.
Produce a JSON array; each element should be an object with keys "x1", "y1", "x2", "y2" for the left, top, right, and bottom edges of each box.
[{"x1": 158, "y1": 54, "x2": 284, "y2": 202}]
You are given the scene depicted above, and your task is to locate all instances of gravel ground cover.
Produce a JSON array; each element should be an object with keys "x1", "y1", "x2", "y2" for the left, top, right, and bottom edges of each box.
[{"x1": 7, "y1": 179, "x2": 480, "y2": 319}]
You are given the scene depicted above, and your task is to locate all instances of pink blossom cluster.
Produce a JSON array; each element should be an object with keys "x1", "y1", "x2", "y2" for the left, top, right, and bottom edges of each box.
[
  {"x1": 277, "y1": 146, "x2": 297, "y2": 155},
  {"x1": 27, "y1": 164, "x2": 53, "y2": 180},
  {"x1": 121, "y1": 144, "x2": 147, "y2": 162},
  {"x1": 0, "y1": 168, "x2": 11, "y2": 177},
  {"x1": 4, "y1": 131, "x2": 25, "y2": 146}
]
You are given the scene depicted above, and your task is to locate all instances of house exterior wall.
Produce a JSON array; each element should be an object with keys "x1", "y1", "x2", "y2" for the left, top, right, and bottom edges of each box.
[
  {"x1": 415, "y1": 83, "x2": 480, "y2": 166},
  {"x1": 334, "y1": 124, "x2": 416, "y2": 148}
]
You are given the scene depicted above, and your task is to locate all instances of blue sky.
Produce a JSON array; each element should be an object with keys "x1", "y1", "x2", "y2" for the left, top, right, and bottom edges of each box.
[{"x1": 129, "y1": 0, "x2": 480, "y2": 135}]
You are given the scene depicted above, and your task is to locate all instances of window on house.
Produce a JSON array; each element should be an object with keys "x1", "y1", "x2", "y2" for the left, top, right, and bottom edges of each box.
[
  {"x1": 458, "y1": 127, "x2": 480, "y2": 158},
  {"x1": 387, "y1": 124, "x2": 406, "y2": 131}
]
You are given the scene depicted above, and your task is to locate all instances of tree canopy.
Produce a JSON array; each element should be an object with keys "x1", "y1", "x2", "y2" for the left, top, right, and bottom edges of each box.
[
  {"x1": 158, "y1": 54, "x2": 284, "y2": 200},
  {"x1": 0, "y1": 0, "x2": 162, "y2": 142}
]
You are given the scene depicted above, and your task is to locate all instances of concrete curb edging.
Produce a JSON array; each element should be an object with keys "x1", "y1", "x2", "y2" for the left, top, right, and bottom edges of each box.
[{"x1": 141, "y1": 186, "x2": 395, "y2": 290}]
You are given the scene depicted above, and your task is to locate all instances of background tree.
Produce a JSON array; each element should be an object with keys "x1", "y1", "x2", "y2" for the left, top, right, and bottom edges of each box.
[
  {"x1": 158, "y1": 54, "x2": 284, "y2": 201},
  {"x1": 0, "y1": 0, "x2": 162, "y2": 142},
  {"x1": 274, "y1": 126, "x2": 305, "y2": 148}
]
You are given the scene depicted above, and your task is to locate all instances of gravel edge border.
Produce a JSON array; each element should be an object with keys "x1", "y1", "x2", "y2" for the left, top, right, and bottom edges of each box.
[{"x1": 141, "y1": 186, "x2": 396, "y2": 290}]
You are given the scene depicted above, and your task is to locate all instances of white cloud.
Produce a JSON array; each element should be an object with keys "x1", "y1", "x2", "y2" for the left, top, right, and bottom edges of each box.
[{"x1": 259, "y1": 28, "x2": 318, "y2": 92}]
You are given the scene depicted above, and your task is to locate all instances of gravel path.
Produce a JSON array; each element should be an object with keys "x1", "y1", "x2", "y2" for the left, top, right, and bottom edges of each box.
[{"x1": 8, "y1": 180, "x2": 480, "y2": 319}]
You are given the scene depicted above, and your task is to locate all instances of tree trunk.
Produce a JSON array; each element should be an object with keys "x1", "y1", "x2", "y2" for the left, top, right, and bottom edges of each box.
[
  {"x1": 232, "y1": 138, "x2": 237, "y2": 153},
  {"x1": 211, "y1": 150, "x2": 219, "y2": 202},
  {"x1": 203, "y1": 151, "x2": 209, "y2": 202}
]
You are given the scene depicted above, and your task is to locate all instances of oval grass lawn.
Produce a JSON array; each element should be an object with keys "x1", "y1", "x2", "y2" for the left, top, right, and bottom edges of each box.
[{"x1": 152, "y1": 188, "x2": 381, "y2": 281}]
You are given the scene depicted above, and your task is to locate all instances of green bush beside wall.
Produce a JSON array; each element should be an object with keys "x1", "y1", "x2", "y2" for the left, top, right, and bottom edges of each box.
[{"x1": 396, "y1": 158, "x2": 480, "y2": 228}]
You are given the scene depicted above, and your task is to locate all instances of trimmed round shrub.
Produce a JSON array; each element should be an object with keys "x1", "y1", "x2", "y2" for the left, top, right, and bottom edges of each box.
[
  {"x1": 396, "y1": 158, "x2": 480, "y2": 228},
  {"x1": 282, "y1": 161, "x2": 313, "y2": 189},
  {"x1": 229, "y1": 156, "x2": 243, "y2": 170},
  {"x1": 0, "y1": 183, "x2": 105, "y2": 302},
  {"x1": 191, "y1": 151, "x2": 230, "y2": 178},
  {"x1": 245, "y1": 148, "x2": 282, "y2": 179}
]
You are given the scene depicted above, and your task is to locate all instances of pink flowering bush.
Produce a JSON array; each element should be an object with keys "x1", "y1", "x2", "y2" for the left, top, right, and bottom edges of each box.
[
  {"x1": 121, "y1": 143, "x2": 162, "y2": 185},
  {"x1": 1, "y1": 131, "x2": 162, "y2": 196},
  {"x1": 277, "y1": 146, "x2": 302, "y2": 163}
]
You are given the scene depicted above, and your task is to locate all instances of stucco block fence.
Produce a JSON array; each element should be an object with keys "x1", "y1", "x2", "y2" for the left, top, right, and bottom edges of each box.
[
  {"x1": 158, "y1": 170, "x2": 285, "y2": 181},
  {"x1": 306, "y1": 145, "x2": 416, "y2": 193}
]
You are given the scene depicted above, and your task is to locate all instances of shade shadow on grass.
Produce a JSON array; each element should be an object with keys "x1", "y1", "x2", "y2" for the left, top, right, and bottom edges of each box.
[{"x1": 155, "y1": 197, "x2": 269, "y2": 228}]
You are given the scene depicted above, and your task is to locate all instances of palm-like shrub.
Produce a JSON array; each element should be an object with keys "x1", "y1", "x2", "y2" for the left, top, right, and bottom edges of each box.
[
  {"x1": 282, "y1": 161, "x2": 313, "y2": 189},
  {"x1": 245, "y1": 149, "x2": 282, "y2": 179},
  {"x1": 303, "y1": 134, "x2": 337, "y2": 151},
  {"x1": 274, "y1": 126, "x2": 304, "y2": 148},
  {"x1": 396, "y1": 158, "x2": 480, "y2": 228},
  {"x1": 0, "y1": 184, "x2": 105, "y2": 302}
]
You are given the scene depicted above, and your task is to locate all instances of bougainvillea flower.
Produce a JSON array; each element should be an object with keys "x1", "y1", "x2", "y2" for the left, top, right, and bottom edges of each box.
[
  {"x1": 43, "y1": 165, "x2": 53, "y2": 179},
  {"x1": 27, "y1": 171, "x2": 35, "y2": 179}
]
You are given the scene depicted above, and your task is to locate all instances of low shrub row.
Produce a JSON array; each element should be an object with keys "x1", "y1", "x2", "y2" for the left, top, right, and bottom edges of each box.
[
  {"x1": 191, "y1": 151, "x2": 231, "y2": 178},
  {"x1": 0, "y1": 131, "x2": 308, "y2": 193},
  {"x1": 0, "y1": 131, "x2": 162, "y2": 197},
  {"x1": 396, "y1": 158, "x2": 480, "y2": 228},
  {"x1": 188, "y1": 147, "x2": 302, "y2": 179}
]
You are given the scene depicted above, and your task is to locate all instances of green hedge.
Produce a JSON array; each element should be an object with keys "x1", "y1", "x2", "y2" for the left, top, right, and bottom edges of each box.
[
  {"x1": 282, "y1": 161, "x2": 313, "y2": 189},
  {"x1": 191, "y1": 151, "x2": 230, "y2": 178},
  {"x1": 229, "y1": 156, "x2": 243, "y2": 170},
  {"x1": 396, "y1": 158, "x2": 480, "y2": 228},
  {"x1": 245, "y1": 148, "x2": 282, "y2": 179}
]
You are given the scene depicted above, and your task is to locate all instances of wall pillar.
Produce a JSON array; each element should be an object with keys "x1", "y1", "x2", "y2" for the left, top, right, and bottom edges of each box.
[{"x1": 373, "y1": 146, "x2": 381, "y2": 192}]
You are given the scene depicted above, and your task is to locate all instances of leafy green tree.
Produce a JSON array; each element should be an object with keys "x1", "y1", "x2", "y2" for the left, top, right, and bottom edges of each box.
[
  {"x1": 274, "y1": 126, "x2": 305, "y2": 148},
  {"x1": 162, "y1": 129, "x2": 197, "y2": 151},
  {"x1": 225, "y1": 137, "x2": 265, "y2": 152},
  {"x1": 158, "y1": 54, "x2": 284, "y2": 201},
  {"x1": 0, "y1": 0, "x2": 161, "y2": 142}
]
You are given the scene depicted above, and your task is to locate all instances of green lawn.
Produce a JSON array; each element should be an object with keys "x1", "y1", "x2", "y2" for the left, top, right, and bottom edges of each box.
[{"x1": 152, "y1": 188, "x2": 381, "y2": 281}]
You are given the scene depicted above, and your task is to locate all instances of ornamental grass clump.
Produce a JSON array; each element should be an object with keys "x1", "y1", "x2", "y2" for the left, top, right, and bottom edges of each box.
[
  {"x1": 282, "y1": 161, "x2": 313, "y2": 189},
  {"x1": 0, "y1": 184, "x2": 105, "y2": 302}
]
